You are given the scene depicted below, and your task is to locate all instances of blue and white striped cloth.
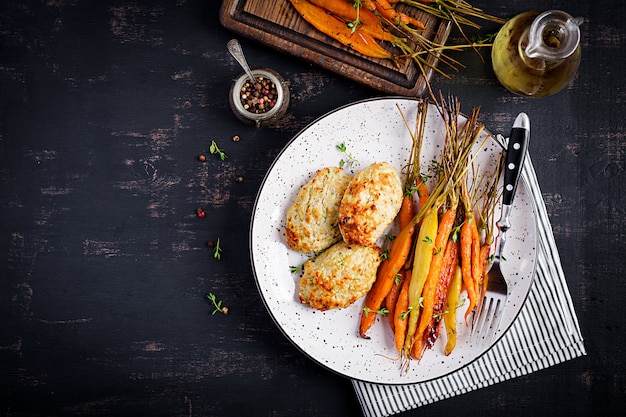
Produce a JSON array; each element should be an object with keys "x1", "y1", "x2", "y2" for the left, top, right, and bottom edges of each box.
[{"x1": 353, "y1": 153, "x2": 587, "y2": 417}]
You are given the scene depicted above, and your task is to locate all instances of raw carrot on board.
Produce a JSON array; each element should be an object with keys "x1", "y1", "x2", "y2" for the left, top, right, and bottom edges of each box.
[{"x1": 288, "y1": 0, "x2": 393, "y2": 59}]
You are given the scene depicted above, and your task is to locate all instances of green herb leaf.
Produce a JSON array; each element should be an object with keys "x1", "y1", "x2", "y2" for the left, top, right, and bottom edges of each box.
[
  {"x1": 207, "y1": 292, "x2": 228, "y2": 315},
  {"x1": 209, "y1": 140, "x2": 228, "y2": 161},
  {"x1": 213, "y1": 237, "x2": 223, "y2": 260},
  {"x1": 336, "y1": 142, "x2": 358, "y2": 169}
]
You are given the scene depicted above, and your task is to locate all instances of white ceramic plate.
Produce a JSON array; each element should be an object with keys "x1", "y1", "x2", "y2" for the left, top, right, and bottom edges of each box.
[{"x1": 250, "y1": 97, "x2": 537, "y2": 384}]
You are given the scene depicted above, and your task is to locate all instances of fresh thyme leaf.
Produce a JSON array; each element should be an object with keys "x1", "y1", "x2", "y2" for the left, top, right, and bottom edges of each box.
[
  {"x1": 207, "y1": 292, "x2": 228, "y2": 315},
  {"x1": 336, "y1": 142, "x2": 358, "y2": 169},
  {"x1": 363, "y1": 306, "x2": 389, "y2": 317},
  {"x1": 209, "y1": 140, "x2": 228, "y2": 161},
  {"x1": 399, "y1": 305, "x2": 416, "y2": 320},
  {"x1": 213, "y1": 237, "x2": 223, "y2": 260}
]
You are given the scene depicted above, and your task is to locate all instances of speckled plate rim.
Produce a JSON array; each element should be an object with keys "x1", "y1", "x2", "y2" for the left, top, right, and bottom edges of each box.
[{"x1": 249, "y1": 97, "x2": 537, "y2": 385}]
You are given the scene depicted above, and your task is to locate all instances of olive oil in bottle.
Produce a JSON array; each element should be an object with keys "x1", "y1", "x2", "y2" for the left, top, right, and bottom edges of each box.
[{"x1": 492, "y1": 10, "x2": 584, "y2": 97}]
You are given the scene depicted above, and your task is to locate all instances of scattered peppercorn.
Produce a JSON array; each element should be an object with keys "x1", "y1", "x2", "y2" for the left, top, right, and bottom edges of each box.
[
  {"x1": 240, "y1": 76, "x2": 278, "y2": 115},
  {"x1": 196, "y1": 208, "x2": 205, "y2": 218},
  {"x1": 235, "y1": 176, "x2": 244, "y2": 183},
  {"x1": 207, "y1": 240, "x2": 215, "y2": 248},
  {"x1": 232, "y1": 135, "x2": 240, "y2": 142},
  {"x1": 198, "y1": 154, "x2": 206, "y2": 162}
]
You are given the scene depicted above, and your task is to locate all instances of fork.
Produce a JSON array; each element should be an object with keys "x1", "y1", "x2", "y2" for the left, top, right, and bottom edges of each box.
[{"x1": 472, "y1": 112, "x2": 530, "y2": 345}]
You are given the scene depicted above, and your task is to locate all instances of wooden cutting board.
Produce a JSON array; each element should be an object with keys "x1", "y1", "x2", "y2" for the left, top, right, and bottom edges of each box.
[{"x1": 219, "y1": 0, "x2": 451, "y2": 96}]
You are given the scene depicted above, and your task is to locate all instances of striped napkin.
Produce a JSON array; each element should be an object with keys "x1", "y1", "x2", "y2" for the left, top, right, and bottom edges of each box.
[{"x1": 352, "y1": 151, "x2": 587, "y2": 417}]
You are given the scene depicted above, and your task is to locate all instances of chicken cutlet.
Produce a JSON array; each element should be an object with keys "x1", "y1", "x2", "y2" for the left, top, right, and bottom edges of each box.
[
  {"x1": 338, "y1": 161, "x2": 403, "y2": 247},
  {"x1": 285, "y1": 166, "x2": 352, "y2": 254},
  {"x1": 298, "y1": 241, "x2": 381, "y2": 310}
]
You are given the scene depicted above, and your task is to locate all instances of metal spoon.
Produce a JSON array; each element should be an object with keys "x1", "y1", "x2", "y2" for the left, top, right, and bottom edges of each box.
[{"x1": 227, "y1": 39, "x2": 256, "y2": 83}]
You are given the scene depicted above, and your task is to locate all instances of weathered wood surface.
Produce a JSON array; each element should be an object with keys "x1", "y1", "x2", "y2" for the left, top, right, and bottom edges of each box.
[
  {"x1": 220, "y1": 0, "x2": 451, "y2": 95},
  {"x1": 1, "y1": 0, "x2": 625, "y2": 416}
]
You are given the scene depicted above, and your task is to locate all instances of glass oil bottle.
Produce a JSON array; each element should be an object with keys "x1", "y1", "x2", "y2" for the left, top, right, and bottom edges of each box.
[{"x1": 492, "y1": 10, "x2": 584, "y2": 97}]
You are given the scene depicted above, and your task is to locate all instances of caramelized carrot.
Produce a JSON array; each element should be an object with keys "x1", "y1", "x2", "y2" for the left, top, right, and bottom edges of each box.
[
  {"x1": 426, "y1": 239, "x2": 459, "y2": 346},
  {"x1": 398, "y1": 194, "x2": 415, "y2": 230},
  {"x1": 308, "y1": 0, "x2": 404, "y2": 43},
  {"x1": 460, "y1": 218, "x2": 478, "y2": 324},
  {"x1": 479, "y1": 244, "x2": 491, "y2": 288},
  {"x1": 393, "y1": 270, "x2": 411, "y2": 351},
  {"x1": 411, "y1": 205, "x2": 456, "y2": 355},
  {"x1": 386, "y1": 194, "x2": 415, "y2": 330},
  {"x1": 372, "y1": 0, "x2": 426, "y2": 30},
  {"x1": 308, "y1": 0, "x2": 382, "y2": 28},
  {"x1": 416, "y1": 181, "x2": 429, "y2": 210},
  {"x1": 470, "y1": 220, "x2": 483, "y2": 295},
  {"x1": 480, "y1": 244, "x2": 491, "y2": 278},
  {"x1": 359, "y1": 221, "x2": 416, "y2": 338},
  {"x1": 289, "y1": 0, "x2": 393, "y2": 59},
  {"x1": 410, "y1": 328, "x2": 426, "y2": 359},
  {"x1": 403, "y1": 207, "x2": 438, "y2": 354},
  {"x1": 412, "y1": 238, "x2": 458, "y2": 359},
  {"x1": 444, "y1": 265, "x2": 463, "y2": 355},
  {"x1": 385, "y1": 272, "x2": 403, "y2": 332}
]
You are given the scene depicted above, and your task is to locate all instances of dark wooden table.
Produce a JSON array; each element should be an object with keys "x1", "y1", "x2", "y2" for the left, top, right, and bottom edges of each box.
[{"x1": 1, "y1": 1, "x2": 624, "y2": 416}]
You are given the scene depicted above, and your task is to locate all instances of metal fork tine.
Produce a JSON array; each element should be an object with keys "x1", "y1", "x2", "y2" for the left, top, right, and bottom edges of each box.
[
  {"x1": 470, "y1": 112, "x2": 529, "y2": 346},
  {"x1": 489, "y1": 300, "x2": 506, "y2": 344},
  {"x1": 471, "y1": 293, "x2": 503, "y2": 344}
]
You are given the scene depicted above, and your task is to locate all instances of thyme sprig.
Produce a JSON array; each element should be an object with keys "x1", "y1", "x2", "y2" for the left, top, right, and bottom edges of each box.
[
  {"x1": 337, "y1": 142, "x2": 358, "y2": 169},
  {"x1": 213, "y1": 237, "x2": 223, "y2": 260},
  {"x1": 207, "y1": 293, "x2": 229, "y2": 315},
  {"x1": 347, "y1": 0, "x2": 363, "y2": 34},
  {"x1": 363, "y1": 306, "x2": 389, "y2": 317},
  {"x1": 210, "y1": 140, "x2": 228, "y2": 161}
]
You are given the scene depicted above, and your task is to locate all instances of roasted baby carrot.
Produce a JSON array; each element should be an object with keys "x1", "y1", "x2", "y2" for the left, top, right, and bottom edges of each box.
[
  {"x1": 460, "y1": 217, "x2": 478, "y2": 325},
  {"x1": 309, "y1": 0, "x2": 381, "y2": 26},
  {"x1": 479, "y1": 243, "x2": 491, "y2": 285},
  {"x1": 372, "y1": 0, "x2": 426, "y2": 30},
  {"x1": 403, "y1": 207, "x2": 438, "y2": 354},
  {"x1": 289, "y1": 0, "x2": 393, "y2": 59},
  {"x1": 385, "y1": 271, "x2": 403, "y2": 332},
  {"x1": 412, "y1": 205, "x2": 457, "y2": 357},
  {"x1": 470, "y1": 219, "x2": 483, "y2": 295},
  {"x1": 416, "y1": 181, "x2": 429, "y2": 210},
  {"x1": 398, "y1": 194, "x2": 415, "y2": 230},
  {"x1": 385, "y1": 194, "x2": 415, "y2": 330},
  {"x1": 424, "y1": 238, "x2": 459, "y2": 348},
  {"x1": 444, "y1": 265, "x2": 463, "y2": 355},
  {"x1": 359, "y1": 221, "x2": 416, "y2": 338},
  {"x1": 308, "y1": 0, "x2": 411, "y2": 54},
  {"x1": 393, "y1": 270, "x2": 412, "y2": 352}
]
